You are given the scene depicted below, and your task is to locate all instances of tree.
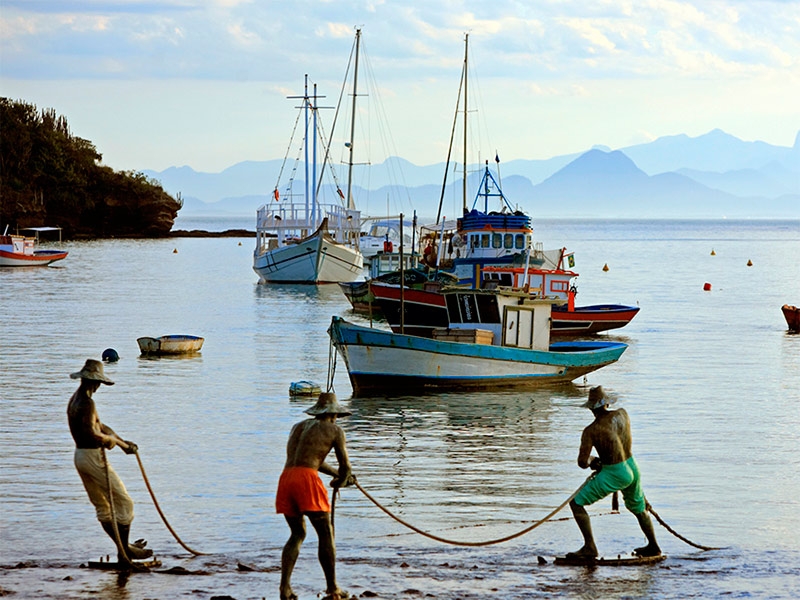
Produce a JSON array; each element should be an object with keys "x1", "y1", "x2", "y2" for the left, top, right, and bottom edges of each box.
[{"x1": 0, "y1": 98, "x2": 182, "y2": 237}]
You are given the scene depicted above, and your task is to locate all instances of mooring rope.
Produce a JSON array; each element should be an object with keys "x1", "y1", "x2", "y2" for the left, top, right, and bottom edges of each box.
[
  {"x1": 351, "y1": 475, "x2": 593, "y2": 547},
  {"x1": 101, "y1": 447, "x2": 132, "y2": 564},
  {"x1": 133, "y1": 450, "x2": 208, "y2": 556},
  {"x1": 647, "y1": 502, "x2": 724, "y2": 551},
  {"x1": 326, "y1": 338, "x2": 338, "y2": 394},
  {"x1": 345, "y1": 476, "x2": 721, "y2": 552}
]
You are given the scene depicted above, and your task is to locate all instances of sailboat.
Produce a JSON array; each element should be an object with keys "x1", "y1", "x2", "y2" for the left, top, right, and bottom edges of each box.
[{"x1": 253, "y1": 32, "x2": 365, "y2": 284}]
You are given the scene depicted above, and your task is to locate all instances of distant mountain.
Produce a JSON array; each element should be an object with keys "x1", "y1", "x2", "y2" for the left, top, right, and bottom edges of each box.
[
  {"x1": 146, "y1": 129, "x2": 800, "y2": 220},
  {"x1": 620, "y1": 129, "x2": 798, "y2": 174},
  {"x1": 527, "y1": 150, "x2": 794, "y2": 218}
]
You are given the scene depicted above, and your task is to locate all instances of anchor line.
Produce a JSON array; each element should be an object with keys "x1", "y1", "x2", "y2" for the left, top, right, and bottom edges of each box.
[
  {"x1": 351, "y1": 475, "x2": 594, "y2": 547},
  {"x1": 326, "y1": 338, "x2": 338, "y2": 394},
  {"x1": 101, "y1": 447, "x2": 132, "y2": 564},
  {"x1": 134, "y1": 450, "x2": 208, "y2": 556},
  {"x1": 646, "y1": 502, "x2": 725, "y2": 551}
]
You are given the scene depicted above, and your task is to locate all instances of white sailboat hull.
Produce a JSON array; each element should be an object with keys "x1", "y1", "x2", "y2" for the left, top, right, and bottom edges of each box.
[{"x1": 253, "y1": 230, "x2": 363, "y2": 283}]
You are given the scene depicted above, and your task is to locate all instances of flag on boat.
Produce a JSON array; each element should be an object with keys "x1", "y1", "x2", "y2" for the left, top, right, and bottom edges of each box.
[
  {"x1": 566, "y1": 252, "x2": 575, "y2": 268},
  {"x1": 337, "y1": 188, "x2": 345, "y2": 199}
]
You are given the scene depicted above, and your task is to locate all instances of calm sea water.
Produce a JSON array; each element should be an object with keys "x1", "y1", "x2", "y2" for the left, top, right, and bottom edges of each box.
[{"x1": 1, "y1": 218, "x2": 799, "y2": 599}]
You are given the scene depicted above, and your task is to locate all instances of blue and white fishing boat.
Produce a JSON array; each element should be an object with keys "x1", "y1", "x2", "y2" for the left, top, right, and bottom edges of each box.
[
  {"x1": 328, "y1": 287, "x2": 627, "y2": 395},
  {"x1": 420, "y1": 34, "x2": 560, "y2": 287}
]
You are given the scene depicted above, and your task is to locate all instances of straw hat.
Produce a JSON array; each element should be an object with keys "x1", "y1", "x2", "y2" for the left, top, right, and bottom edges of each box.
[
  {"x1": 583, "y1": 385, "x2": 616, "y2": 410},
  {"x1": 70, "y1": 359, "x2": 115, "y2": 385},
  {"x1": 305, "y1": 392, "x2": 351, "y2": 417}
]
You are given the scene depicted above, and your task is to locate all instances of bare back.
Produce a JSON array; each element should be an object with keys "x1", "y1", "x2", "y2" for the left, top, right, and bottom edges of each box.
[
  {"x1": 284, "y1": 417, "x2": 350, "y2": 478},
  {"x1": 578, "y1": 407, "x2": 633, "y2": 467}
]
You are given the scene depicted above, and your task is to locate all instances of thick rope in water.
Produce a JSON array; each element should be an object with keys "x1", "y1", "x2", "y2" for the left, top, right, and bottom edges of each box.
[
  {"x1": 350, "y1": 475, "x2": 593, "y2": 547},
  {"x1": 100, "y1": 447, "x2": 132, "y2": 564},
  {"x1": 647, "y1": 502, "x2": 724, "y2": 551},
  {"x1": 133, "y1": 450, "x2": 208, "y2": 556}
]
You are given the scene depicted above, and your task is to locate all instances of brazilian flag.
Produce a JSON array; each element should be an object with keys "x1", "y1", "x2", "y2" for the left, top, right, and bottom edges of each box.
[{"x1": 568, "y1": 254, "x2": 575, "y2": 268}]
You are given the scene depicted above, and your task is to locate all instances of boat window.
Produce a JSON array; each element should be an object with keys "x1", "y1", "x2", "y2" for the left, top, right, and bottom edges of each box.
[
  {"x1": 471, "y1": 235, "x2": 479, "y2": 248},
  {"x1": 515, "y1": 234, "x2": 526, "y2": 250},
  {"x1": 551, "y1": 280, "x2": 569, "y2": 292},
  {"x1": 492, "y1": 233, "x2": 502, "y2": 249},
  {"x1": 481, "y1": 234, "x2": 490, "y2": 248},
  {"x1": 445, "y1": 293, "x2": 462, "y2": 323},
  {"x1": 504, "y1": 233, "x2": 514, "y2": 249},
  {"x1": 475, "y1": 294, "x2": 500, "y2": 322},
  {"x1": 501, "y1": 273, "x2": 512, "y2": 285}
]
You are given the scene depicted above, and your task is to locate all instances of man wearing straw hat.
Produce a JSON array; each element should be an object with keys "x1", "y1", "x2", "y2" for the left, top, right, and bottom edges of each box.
[
  {"x1": 567, "y1": 385, "x2": 661, "y2": 559},
  {"x1": 67, "y1": 359, "x2": 152, "y2": 568},
  {"x1": 276, "y1": 392, "x2": 354, "y2": 600}
]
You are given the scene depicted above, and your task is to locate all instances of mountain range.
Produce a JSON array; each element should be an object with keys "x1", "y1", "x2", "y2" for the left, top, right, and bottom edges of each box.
[{"x1": 146, "y1": 129, "x2": 800, "y2": 221}]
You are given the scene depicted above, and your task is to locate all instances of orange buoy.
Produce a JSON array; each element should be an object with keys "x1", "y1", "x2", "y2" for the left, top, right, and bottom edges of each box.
[
  {"x1": 173, "y1": 248, "x2": 178, "y2": 254},
  {"x1": 710, "y1": 249, "x2": 716, "y2": 256},
  {"x1": 747, "y1": 259, "x2": 753, "y2": 266},
  {"x1": 602, "y1": 263, "x2": 609, "y2": 272},
  {"x1": 703, "y1": 282, "x2": 712, "y2": 291}
]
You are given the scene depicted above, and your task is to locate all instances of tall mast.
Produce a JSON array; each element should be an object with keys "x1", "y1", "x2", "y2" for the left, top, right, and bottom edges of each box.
[
  {"x1": 303, "y1": 74, "x2": 311, "y2": 226},
  {"x1": 312, "y1": 81, "x2": 319, "y2": 227},
  {"x1": 462, "y1": 33, "x2": 468, "y2": 213},
  {"x1": 345, "y1": 28, "x2": 361, "y2": 212}
]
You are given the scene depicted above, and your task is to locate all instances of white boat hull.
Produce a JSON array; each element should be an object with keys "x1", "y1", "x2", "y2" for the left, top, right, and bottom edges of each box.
[
  {"x1": 253, "y1": 232, "x2": 363, "y2": 284},
  {"x1": 328, "y1": 316, "x2": 627, "y2": 395}
]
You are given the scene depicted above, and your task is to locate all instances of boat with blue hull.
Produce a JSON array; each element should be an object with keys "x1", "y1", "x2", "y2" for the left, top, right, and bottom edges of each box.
[{"x1": 328, "y1": 288, "x2": 627, "y2": 395}]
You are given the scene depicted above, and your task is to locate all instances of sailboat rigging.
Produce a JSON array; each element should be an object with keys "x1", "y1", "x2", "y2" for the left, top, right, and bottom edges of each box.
[{"x1": 252, "y1": 31, "x2": 366, "y2": 284}]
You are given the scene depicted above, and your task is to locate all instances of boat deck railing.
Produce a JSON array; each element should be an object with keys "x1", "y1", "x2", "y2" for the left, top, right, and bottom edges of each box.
[{"x1": 255, "y1": 201, "x2": 361, "y2": 247}]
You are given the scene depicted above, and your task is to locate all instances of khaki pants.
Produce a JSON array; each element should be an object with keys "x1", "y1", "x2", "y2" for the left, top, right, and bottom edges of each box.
[{"x1": 74, "y1": 448, "x2": 134, "y2": 525}]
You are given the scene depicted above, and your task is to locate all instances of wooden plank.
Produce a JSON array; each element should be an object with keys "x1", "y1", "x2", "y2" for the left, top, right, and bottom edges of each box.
[
  {"x1": 85, "y1": 558, "x2": 162, "y2": 571},
  {"x1": 553, "y1": 554, "x2": 666, "y2": 567}
]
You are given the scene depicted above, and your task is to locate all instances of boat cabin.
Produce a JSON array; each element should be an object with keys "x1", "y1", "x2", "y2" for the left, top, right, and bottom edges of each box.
[{"x1": 442, "y1": 288, "x2": 557, "y2": 351}]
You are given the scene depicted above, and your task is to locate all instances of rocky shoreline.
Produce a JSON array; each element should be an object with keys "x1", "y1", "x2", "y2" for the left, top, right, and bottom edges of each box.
[{"x1": 169, "y1": 229, "x2": 256, "y2": 237}]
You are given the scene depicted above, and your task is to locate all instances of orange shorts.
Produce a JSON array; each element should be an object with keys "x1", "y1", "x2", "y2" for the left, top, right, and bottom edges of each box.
[{"x1": 275, "y1": 466, "x2": 330, "y2": 517}]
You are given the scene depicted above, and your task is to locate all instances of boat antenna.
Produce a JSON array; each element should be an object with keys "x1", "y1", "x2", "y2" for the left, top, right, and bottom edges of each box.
[
  {"x1": 495, "y1": 151, "x2": 501, "y2": 192},
  {"x1": 345, "y1": 28, "x2": 361, "y2": 212},
  {"x1": 435, "y1": 51, "x2": 465, "y2": 225}
]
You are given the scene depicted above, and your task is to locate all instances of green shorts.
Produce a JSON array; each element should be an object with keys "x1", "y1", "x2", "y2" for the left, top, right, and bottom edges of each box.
[{"x1": 573, "y1": 456, "x2": 646, "y2": 514}]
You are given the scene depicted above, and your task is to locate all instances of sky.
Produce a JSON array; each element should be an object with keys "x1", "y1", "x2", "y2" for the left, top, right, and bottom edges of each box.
[{"x1": 2, "y1": 0, "x2": 800, "y2": 174}]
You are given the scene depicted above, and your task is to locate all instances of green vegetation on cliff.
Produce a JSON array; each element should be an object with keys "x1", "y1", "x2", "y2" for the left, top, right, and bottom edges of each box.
[{"x1": 0, "y1": 98, "x2": 182, "y2": 238}]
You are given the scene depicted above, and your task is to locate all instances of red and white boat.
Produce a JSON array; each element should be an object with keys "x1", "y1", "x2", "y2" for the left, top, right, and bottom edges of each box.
[
  {"x1": 0, "y1": 229, "x2": 68, "y2": 267},
  {"x1": 370, "y1": 261, "x2": 639, "y2": 338}
]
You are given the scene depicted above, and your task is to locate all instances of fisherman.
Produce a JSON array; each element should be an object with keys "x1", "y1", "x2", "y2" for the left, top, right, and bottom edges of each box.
[
  {"x1": 66, "y1": 359, "x2": 152, "y2": 568},
  {"x1": 276, "y1": 392, "x2": 354, "y2": 600},
  {"x1": 568, "y1": 386, "x2": 661, "y2": 559}
]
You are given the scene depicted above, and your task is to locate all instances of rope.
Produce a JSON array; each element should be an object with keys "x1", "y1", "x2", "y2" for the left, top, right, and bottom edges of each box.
[
  {"x1": 326, "y1": 338, "x2": 338, "y2": 394},
  {"x1": 100, "y1": 447, "x2": 131, "y2": 564},
  {"x1": 134, "y1": 451, "x2": 208, "y2": 556},
  {"x1": 352, "y1": 474, "x2": 594, "y2": 547},
  {"x1": 647, "y1": 503, "x2": 724, "y2": 551}
]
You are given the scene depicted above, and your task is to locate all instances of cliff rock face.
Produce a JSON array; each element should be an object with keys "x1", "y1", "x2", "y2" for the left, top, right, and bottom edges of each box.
[{"x1": 0, "y1": 98, "x2": 181, "y2": 238}]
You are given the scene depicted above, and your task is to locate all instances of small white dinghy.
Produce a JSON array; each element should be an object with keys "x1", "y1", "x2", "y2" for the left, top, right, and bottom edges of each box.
[{"x1": 137, "y1": 335, "x2": 204, "y2": 356}]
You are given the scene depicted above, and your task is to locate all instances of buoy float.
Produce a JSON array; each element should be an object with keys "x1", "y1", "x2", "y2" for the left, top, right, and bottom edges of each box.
[
  {"x1": 238, "y1": 241, "x2": 242, "y2": 246},
  {"x1": 602, "y1": 263, "x2": 609, "y2": 272},
  {"x1": 747, "y1": 259, "x2": 753, "y2": 266},
  {"x1": 710, "y1": 249, "x2": 716, "y2": 256},
  {"x1": 703, "y1": 282, "x2": 712, "y2": 291},
  {"x1": 173, "y1": 248, "x2": 178, "y2": 254},
  {"x1": 102, "y1": 348, "x2": 120, "y2": 362}
]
